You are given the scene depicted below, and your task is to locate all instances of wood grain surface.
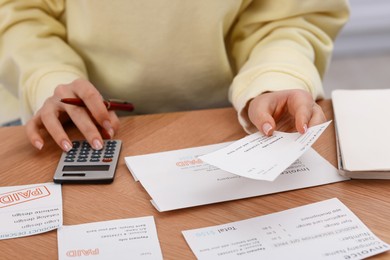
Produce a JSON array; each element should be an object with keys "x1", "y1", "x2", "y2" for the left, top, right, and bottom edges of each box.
[{"x1": 0, "y1": 100, "x2": 389, "y2": 259}]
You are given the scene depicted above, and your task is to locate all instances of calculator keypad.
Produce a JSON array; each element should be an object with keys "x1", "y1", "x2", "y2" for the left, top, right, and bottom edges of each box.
[
  {"x1": 63, "y1": 140, "x2": 119, "y2": 163},
  {"x1": 53, "y1": 140, "x2": 122, "y2": 184}
]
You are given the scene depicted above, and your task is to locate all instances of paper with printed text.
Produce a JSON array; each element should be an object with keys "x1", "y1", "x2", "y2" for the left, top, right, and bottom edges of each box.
[
  {"x1": 57, "y1": 216, "x2": 163, "y2": 260},
  {"x1": 182, "y1": 198, "x2": 389, "y2": 259},
  {"x1": 0, "y1": 182, "x2": 62, "y2": 240},
  {"x1": 125, "y1": 141, "x2": 348, "y2": 212},
  {"x1": 199, "y1": 121, "x2": 331, "y2": 181}
]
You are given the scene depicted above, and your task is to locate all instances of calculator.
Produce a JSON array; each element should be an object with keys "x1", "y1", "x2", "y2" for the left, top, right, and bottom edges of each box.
[{"x1": 53, "y1": 140, "x2": 122, "y2": 184}]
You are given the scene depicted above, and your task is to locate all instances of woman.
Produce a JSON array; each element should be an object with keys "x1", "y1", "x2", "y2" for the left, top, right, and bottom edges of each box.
[{"x1": 0, "y1": 0, "x2": 349, "y2": 151}]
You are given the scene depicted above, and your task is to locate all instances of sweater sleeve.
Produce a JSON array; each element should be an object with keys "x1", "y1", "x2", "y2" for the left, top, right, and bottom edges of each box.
[
  {"x1": 0, "y1": 0, "x2": 87, "y2": 123},
  {"x1": 228, "y1": 0, "x2": 350, "y2": 133}
]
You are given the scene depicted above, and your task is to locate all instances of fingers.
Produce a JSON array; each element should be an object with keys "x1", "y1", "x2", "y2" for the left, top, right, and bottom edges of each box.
[
  {"x1": 51, "y1": 82, "x2": 103, "y2": 150},
  {"x1": 96, "y1": 111, "x2": 120, "y2": 139},
  {"x1": 248, "y1": 93, "x2": 278, "y2": 136},
  {"x1": 64, "y1": 104, "x2": 104, "y2": 150},
  {"x1": 248, "y1": 89, "x2": 326, "y2": 135},
  {"x1": 288, "y1": 92, "x2": 326, "y2": 134},
  {"x1": 41, "y1": 106, "x2": 74, "y2": 151},
  {"x1": 26, "y1": 115, "x2": 45, "y2": 151},
  {"x1": 26, "y1": 78, "x2": 120, "y2": 151},
  {"x1": 26, "y1": 99, "x2": 73, "y2": 152},
  {"x1": 293, "y1": 108, "x2": 309, "y2": 134},
  {"x1": 308, "y1": 103, "x2": 327, "y2": 127},
  {"x1": 69, "y1": 79, "x2": 116, "y2": 138},
  {"x1": 56, "y1": 79, "x2": 118, "y2": 149},
  {"x1": 108, "y1": 110, "x2": 120, "y2": 133}
]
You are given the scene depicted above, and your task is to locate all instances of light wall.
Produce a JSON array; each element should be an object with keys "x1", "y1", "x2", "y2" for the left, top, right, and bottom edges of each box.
[
  {"x1": 323, "y1": 0, "x2": 390, "y2": 98},
  {"x1": 333, "y1": 0, "x2": 390, "y2": 56}
]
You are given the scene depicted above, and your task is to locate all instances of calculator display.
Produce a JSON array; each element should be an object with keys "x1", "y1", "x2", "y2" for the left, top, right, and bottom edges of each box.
[{"x1": 62, "y1": 165, "x2": 110, "y2": 171}]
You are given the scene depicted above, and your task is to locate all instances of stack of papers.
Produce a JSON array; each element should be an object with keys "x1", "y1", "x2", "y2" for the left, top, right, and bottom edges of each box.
[
  {"x1": 125, "y1": 122, "x2": 349, "y2": 212},
  {"x1": 332, "y1": 89, "x2": 390, "y2": 179}
]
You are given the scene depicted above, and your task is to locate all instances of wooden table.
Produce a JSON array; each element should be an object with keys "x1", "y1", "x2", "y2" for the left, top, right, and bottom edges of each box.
[{"x1": 1, "y1": 100, "x2": 389, "y2": 259}]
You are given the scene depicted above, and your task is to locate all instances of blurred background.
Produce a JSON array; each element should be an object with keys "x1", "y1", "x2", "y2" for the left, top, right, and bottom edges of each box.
[
  {"x1": 1, "y1": 0, "x2": 390, "y2": 125},
  {"x1": 0, "y1": 80, "x2": 19, "y2": 126},
  {"x1": 323, "y1": 0, "x2": 390, "y2": 97}
]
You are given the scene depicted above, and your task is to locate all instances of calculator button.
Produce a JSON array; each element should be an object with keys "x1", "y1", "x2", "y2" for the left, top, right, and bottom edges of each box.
[
  {"x1": 72, "y1": 141, "x2": 81, "y2": 147},
  {"x1": 102, "y1": 158, "x2": 113, "y2": 162},
  {"x1": 90, "y1": 158, "x2": 100, "y2": 162},
  {"x1": 77, "y1": 158, "x2": 88, "y2": 162},
  {"x1": 64, "y1": 158, "x2": 75, "y2": 162}
]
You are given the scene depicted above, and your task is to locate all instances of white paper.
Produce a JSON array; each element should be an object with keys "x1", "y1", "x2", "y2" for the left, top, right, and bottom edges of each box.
[
  {"x1": 125, "y1": 142, "x2": 348, "y2": 212},
  {"x1": 332, "y1": 89, "x2": 390, "y2": 171},
  {"x1": 199, "y1": 121, "x2": 331, "y2": 181},
  {"x1": 182, "y1": 198, "x2": 389, "y2": 260},
  {"x1": 57, "y1": 216, "x2": 163, "y2": 260},
  {"x1": 0, "y1": 182, "x2": 62, "y2": 240}
]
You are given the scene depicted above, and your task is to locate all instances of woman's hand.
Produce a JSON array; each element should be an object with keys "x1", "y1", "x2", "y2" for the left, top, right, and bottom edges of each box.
[
  {"x1": 248, "y1": 89, "x2": 326, "y2": 135},
  {"x1": 26, "y1": 78, "x2": 120, "y2": 151}
]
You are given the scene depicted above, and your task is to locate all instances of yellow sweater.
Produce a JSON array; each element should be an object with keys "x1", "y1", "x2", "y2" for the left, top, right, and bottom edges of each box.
[{"x1": 0, "y1": 0, "x2": 349, "y2": 132}]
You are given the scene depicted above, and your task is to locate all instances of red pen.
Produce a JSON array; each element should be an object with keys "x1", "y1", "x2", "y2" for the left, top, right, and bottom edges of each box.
[{"x1": 61, "y1": 98, "x2": 134, "y2": 111}]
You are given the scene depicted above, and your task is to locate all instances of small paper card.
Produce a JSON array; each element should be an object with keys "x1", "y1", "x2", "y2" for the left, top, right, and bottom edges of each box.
[
  {"x1": 57, "y1": 216, "x2": 163, "y2": 260},
  {"x1": 200, "y1": 121, "x2": 331, "y2": 181},
  {"x1": 0, "y1": 182, "x2": 63, "y2": 240},
  {"x1": 182, "y1": 198, "x2": 389, "y2": 260}
]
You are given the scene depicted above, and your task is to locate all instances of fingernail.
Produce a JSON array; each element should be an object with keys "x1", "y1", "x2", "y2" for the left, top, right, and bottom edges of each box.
[
  {"x1": 34, "y1": 141, "x2": 44, "y2": 150},
  {"x1": 61, "y1": 140, "x2": 73, "y2": 152},
  {"x1": 103, "y1": 120, "x2": 114, "y2": 138},
  {"x1": 93, "y1": 139, "x2": 103, "y2": 150},
  {"x1": 262, "y1": 123, "x2": 273, "y2": 135},
  {"x1": 303, "y1": 124, "x2": 308, "y2": 133}
]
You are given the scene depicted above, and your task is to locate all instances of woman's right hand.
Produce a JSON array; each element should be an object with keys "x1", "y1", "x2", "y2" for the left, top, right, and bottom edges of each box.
[
  {"x1": 248, "y1": 89, "x2": 326, "y2": 136},
  {"x1": 26, "y1": 78, "x2": 120, "y2": 151}
]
